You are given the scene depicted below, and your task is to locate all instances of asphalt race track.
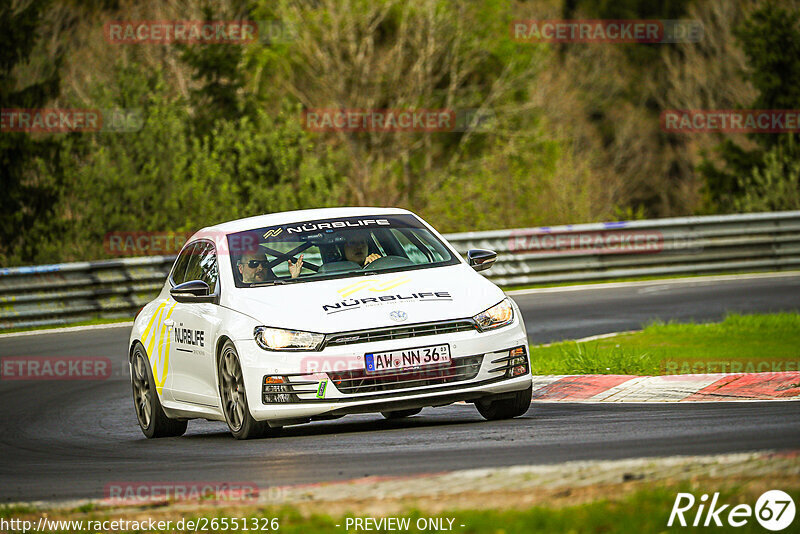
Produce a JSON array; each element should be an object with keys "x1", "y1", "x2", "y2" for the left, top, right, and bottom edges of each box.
[{"x1": 1, "y1": 274, "x2": 799, "y2": 502}]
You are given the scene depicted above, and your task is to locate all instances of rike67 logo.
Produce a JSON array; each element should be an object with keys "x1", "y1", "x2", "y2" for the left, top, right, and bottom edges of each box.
[{"x1": 669, "y1": 490, "x2": 796, "y2": 531}]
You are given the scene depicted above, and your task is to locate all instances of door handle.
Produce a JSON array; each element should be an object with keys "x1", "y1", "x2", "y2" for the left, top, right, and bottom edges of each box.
[{"x1": 164, "y1": 319, "x2": 175, "y2": 327}]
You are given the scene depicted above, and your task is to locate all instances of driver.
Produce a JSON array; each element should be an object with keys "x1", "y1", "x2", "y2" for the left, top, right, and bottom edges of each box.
[
  {"x1": 238, "y1": 250, "x2": 270, "y2": 283},
  {"x1": 343, "y1": 233, "x2": 381, "y2": 267}
]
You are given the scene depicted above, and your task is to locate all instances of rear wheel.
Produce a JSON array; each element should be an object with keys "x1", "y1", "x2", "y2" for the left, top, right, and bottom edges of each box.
[
  {"x1": 218, "y1": 341, "x2": 278, "y2": 440},
  {"x1": 131, "y1": 342, "x2": 187, "y2": 438},
  {"x1": 476, "y1": 386, "x2": 532, "y2": 421},
  {"x1": 381, "y1": 408, "x2": 422, "y2": 419}
]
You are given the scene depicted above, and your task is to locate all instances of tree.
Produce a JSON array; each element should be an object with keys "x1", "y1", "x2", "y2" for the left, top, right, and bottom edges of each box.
[
  {"x1": 0, "y1": 0, "x2": 62, "y2": 264},
  {"x1": 178, "y1": 2, "x2": 253, "y2": 135},
  {"x1": 734, "y1": 138, "x2": 800, "y2": 212},
  {"x1": 699, "y1": 2, "x2": 800, "y2": 212},
  {"x1": 250, "y1": 0, "x2": 548, "y2": 212}
]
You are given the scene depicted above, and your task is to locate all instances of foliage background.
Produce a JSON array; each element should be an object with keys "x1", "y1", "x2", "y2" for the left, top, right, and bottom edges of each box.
[{"x1": 1, "y1": 0, "x2": 799, "y2": 265}]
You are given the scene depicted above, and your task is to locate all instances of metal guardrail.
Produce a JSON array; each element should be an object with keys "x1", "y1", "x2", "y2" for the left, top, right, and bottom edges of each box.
[
  {"x1": 0, "y1": 257, "x2": 175, "y2": 330},
  {"x1": 447, "y1": 211, "x2": 800, "y2": 286},
  {"x1": 1, "y1": 211, "x2": 799, "y2": 330}
]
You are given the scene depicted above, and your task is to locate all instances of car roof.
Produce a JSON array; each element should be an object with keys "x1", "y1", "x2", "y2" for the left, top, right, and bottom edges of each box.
[{"x1": 193, "y1": 206, "x2": 415, "y2": 238}]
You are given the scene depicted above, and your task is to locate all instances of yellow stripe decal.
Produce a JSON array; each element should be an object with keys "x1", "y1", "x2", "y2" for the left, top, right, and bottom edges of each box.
[
  {"x1": 154, "y1": 303, "x2": 176, "y2": 394},
  {"x1": 145, "y1": 303, "x2": 166, "y2": 359},
  {"x1": 338, "y1": 276, "x2": 412, "y2": 298},
  {"x1": 141, "y1": 302, "x2": 166, "y2": 353}
]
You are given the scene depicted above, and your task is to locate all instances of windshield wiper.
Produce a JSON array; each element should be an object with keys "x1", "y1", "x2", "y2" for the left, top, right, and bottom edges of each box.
[{"x1": 250, "y1": 279, "x2": 293, "y2": 287}]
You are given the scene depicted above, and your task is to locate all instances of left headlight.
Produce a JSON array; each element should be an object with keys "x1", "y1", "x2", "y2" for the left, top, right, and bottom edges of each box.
[
  {"x1": 473, "y1": 298, "x2": 514, "y2": 331},
  {"x1": 254, "y1": 326, "x2": 325, "y2": 351}
]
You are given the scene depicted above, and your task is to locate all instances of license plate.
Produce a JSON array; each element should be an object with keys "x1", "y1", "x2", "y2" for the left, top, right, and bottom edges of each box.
[{"x1": 364, "y1": 344, "x2": 451, "y2": 373}]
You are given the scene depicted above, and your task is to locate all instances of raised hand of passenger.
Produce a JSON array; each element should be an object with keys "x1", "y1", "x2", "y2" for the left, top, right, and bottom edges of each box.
[{"x1": 288, "y1": 254, "x2": 304, "y2": 278}]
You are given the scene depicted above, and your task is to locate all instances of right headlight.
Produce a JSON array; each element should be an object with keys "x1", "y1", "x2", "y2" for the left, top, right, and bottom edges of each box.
[
  {"x1": 254, "y1": 326, "x2": 324, "y2": 351},
  {"x1": 472, "y1": 298, "x2": 514, "y2": 331}
]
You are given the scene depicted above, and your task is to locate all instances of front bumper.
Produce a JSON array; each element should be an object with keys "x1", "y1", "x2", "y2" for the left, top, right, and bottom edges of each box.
[{"x1": 237, "y1": 319, "x2": 531, "y2": 423}]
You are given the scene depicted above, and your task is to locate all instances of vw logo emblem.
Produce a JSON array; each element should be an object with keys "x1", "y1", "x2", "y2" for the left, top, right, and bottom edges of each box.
[{"x1": 389, "y1": 310, "x2": 408, "y2": 322}]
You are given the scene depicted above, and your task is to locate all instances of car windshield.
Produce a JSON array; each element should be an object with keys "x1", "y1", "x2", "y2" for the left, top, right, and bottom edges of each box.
[{"x1": 227, "y1": 214, "x2": 459, "y2": 287}]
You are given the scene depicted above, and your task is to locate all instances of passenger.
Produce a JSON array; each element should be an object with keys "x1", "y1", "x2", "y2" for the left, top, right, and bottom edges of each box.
[{"x1": 288, "y1": 254, "x2": 304, "y2": 279}]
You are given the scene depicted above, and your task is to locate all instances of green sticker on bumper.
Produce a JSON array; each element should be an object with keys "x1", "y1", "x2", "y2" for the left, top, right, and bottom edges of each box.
[{"x1": 316, "y1": 380, "x2": 327, "y2": 398}]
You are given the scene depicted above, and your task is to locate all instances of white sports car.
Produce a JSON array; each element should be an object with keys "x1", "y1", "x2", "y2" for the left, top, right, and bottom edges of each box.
[{"x1": 129, "y1": 207, "x2": 532, "y2": 439}]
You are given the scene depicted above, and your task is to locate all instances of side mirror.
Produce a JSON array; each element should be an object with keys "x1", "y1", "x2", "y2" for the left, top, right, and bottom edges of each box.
[
  {"x1": 467, "y1": 249, "x2": 497, "y2": 272},
  {"x1": 170, "y1": 280, "x2": 217, "y2": 304}
]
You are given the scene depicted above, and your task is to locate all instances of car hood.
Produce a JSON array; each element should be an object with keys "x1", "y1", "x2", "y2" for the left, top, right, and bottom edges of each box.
[{"x1": 224, "y1": 264, "x2": 505, "y2": 333}]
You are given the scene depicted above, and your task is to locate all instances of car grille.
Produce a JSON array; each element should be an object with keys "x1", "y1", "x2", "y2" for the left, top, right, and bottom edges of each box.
[
  {"x1": 327, "y1": 355, "x2": 483, "y2": 394},
  {"x1": 322, "y1": 320, "x2": 477, "y2": 348}
]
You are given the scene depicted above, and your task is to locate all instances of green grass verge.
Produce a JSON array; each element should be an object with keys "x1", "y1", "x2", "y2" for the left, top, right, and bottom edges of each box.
[
  {"x1": 7, "y1": 485, "x2": 796, "y2": 533},
  {"x1": 531, "y1": 313, "x2": 800, "y2": 375},
  {"x1": 272, "y1": 486, "x2": 798, "y2": 533}
]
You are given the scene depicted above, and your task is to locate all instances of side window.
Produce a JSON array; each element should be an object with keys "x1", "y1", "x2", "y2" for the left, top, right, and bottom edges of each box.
[
  {"x1": 170, "y1": 243, "x2": 196, "y2": 286},
  {"x1": 184, "y1": 242, "x2": 219, "y2": 293},
  {"x1": 200, "y1": 244, "x2": 219, "y2": 292}
]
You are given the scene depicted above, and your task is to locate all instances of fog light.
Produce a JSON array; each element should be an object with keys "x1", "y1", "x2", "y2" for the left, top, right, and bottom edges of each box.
[
  {"x1": 262, "y1": 375, "x2": 296, "y2": 403},
  {"x1": 507, "y1": 346, "x2": 529, "y2": 377}
]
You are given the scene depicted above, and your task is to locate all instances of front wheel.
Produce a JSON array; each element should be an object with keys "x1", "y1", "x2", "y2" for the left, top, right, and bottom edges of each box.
[
  {"x1": 218, "y1": 341, "x2": 278, "y2": 440},
  {"x1": 476, "y1": 386, "x2": 532, "y2": 421},
  {"x1": 131, "y1": 342, "x2": 187, "y2": 438}
]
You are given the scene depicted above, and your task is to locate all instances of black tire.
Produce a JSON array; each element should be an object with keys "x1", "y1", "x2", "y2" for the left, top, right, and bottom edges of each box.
[
  {"x1": 218, "y1": 340, "x2": 278, "y2": 440},
  {"x1": 475, "y1": 386, "x2": 532, "y2": 421},
  {"x1": 381, "y1": 408, "x2": 422, "y2": 419},
  {"x1": 130, "y1": 342, "x2": 188, "y2": 438}
]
